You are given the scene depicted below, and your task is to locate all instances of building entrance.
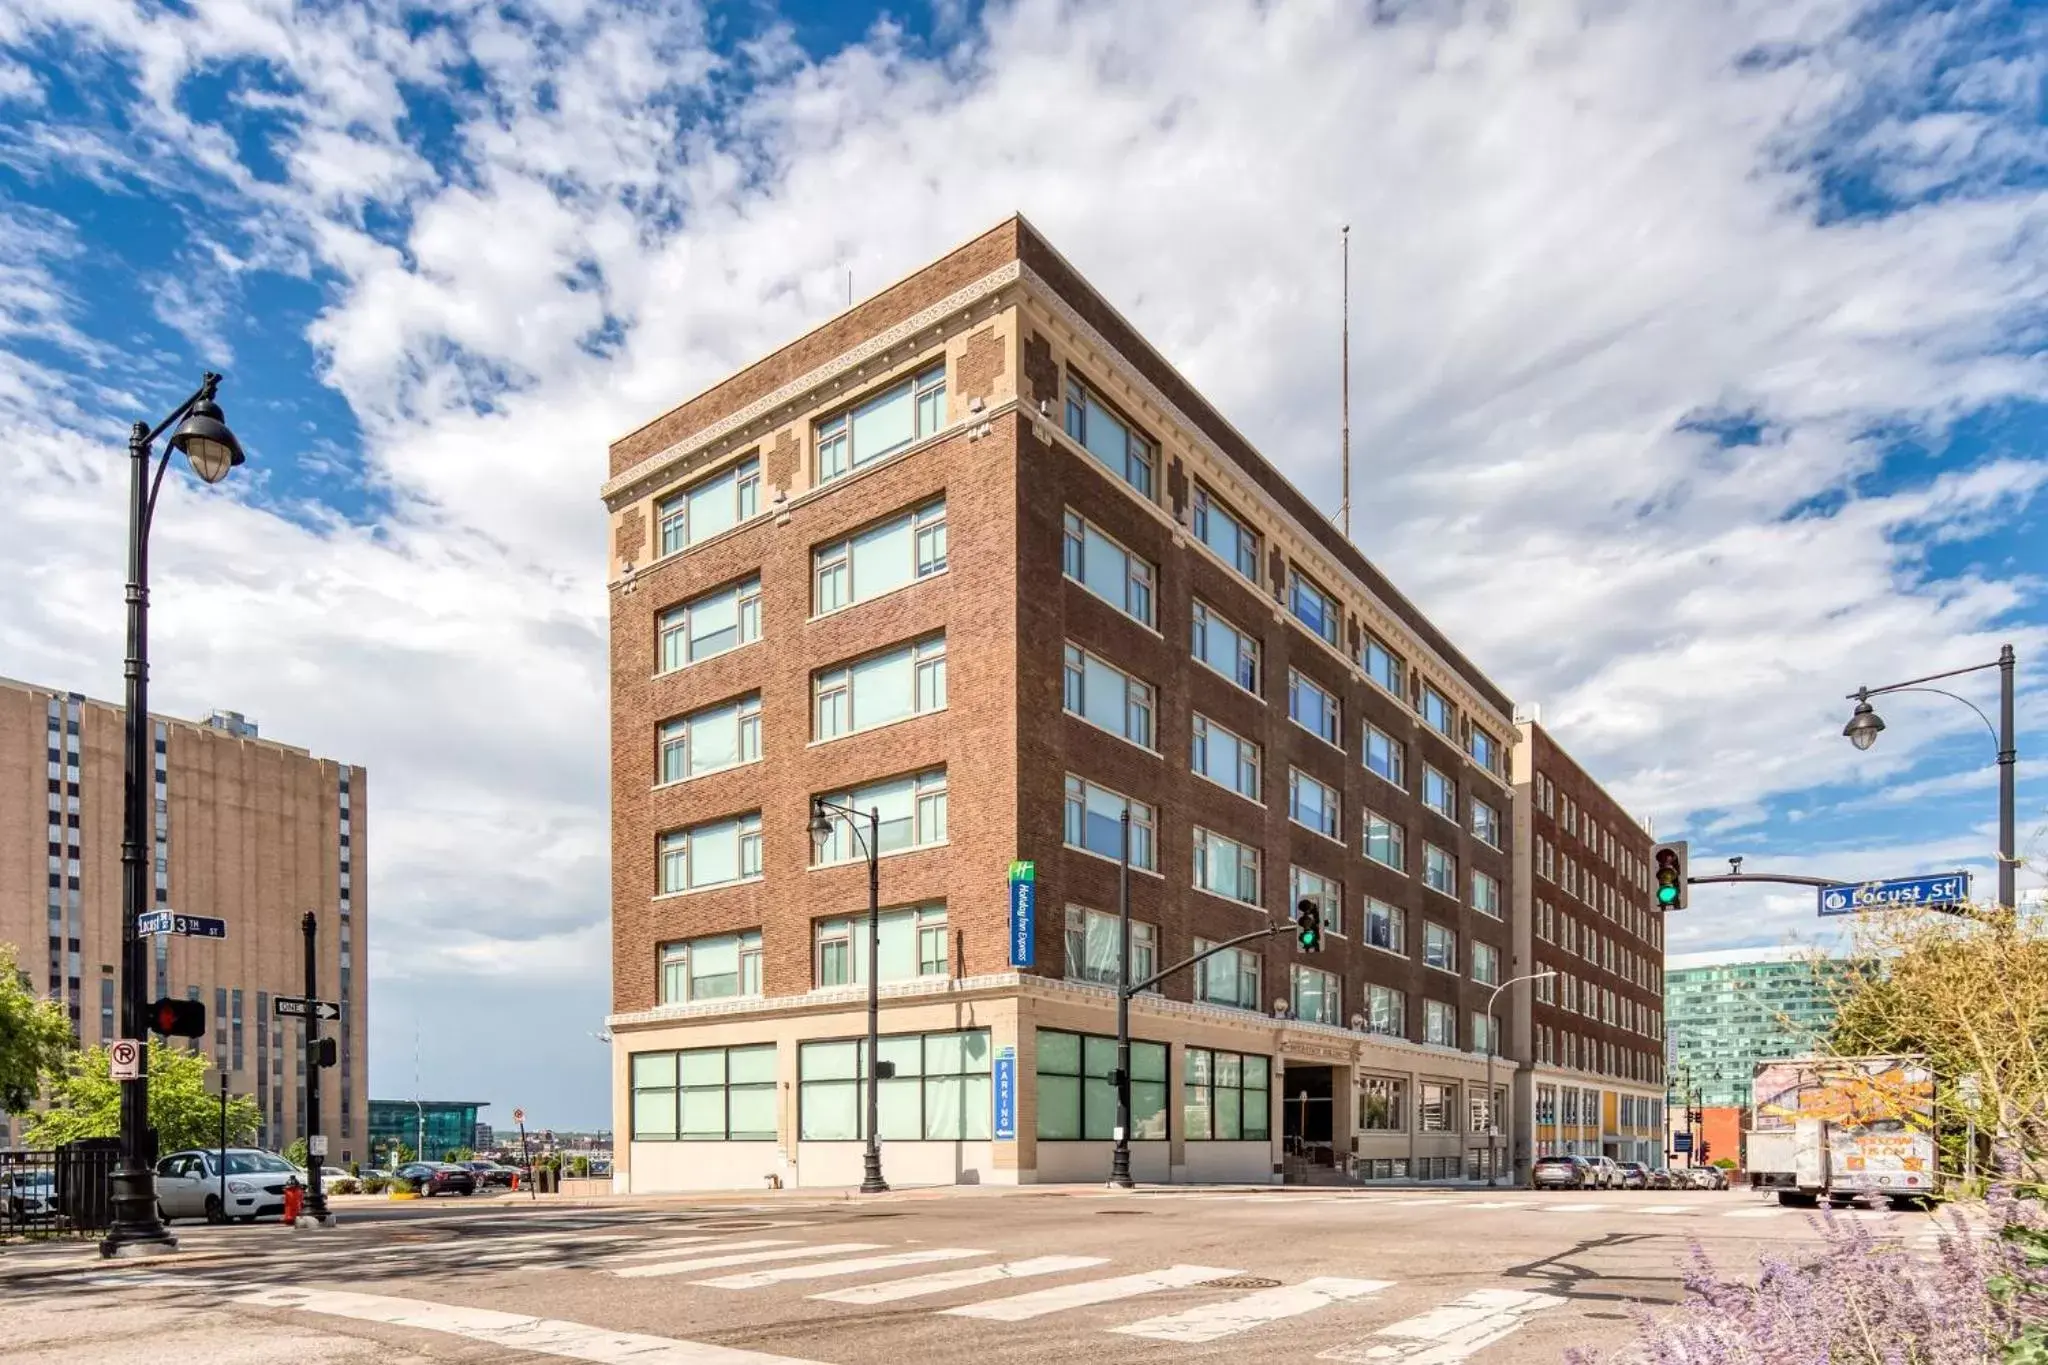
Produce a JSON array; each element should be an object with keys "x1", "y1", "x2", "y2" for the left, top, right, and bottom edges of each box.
[{"x1": 1280, "y1": 1064, "x2": 1335, "y2": 1171}]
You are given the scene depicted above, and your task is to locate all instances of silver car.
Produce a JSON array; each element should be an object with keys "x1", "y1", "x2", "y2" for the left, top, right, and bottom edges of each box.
[
  {"x1": 1586, "y1": 1156, "x2": 1623, "y2": 1189},
  {"x1": 154, "y1": 1148, "x2": 304, "y2": 1224}
]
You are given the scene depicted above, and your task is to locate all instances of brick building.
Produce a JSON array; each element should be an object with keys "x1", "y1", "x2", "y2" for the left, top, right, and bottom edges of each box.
[
  {"x1": 1509, "y1": 717, "x2": 1667, "y2": 1178},
  {"x1": 603, "y1": 216, "x2": 1529, "y2": 1191},
  {"x1": 0, "y1": 679, "x2": 366, "y2": 1162}
]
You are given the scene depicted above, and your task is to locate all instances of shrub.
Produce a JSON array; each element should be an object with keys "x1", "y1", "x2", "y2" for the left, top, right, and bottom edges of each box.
[
  {"x1": 327, "y1": 1178, "x2": 361, "y2": 1195},
  {"x1": 360, "y1": 1177, "x2": 390, "y2": 1194}
]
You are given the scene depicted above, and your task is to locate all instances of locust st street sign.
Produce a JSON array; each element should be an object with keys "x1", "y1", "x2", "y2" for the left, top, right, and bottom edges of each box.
[
  {"x1": 137, "y1": 909, "x2": 227, "y2": 939},
  {"x1": 273, "y1": 995, "x2": 342, "y2": 1021},
  {"x1": 1818, "y1": 872, "x2": 1971, "y2": 917}
]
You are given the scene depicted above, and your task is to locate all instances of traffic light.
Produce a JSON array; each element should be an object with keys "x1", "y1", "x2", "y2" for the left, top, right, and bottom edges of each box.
[
  {"x1": 1697, "y1": 1140, "x2": 1710, "y2": 1163},
  {"x1": 1653, "y1": 841, "x2": 1690, "y2": 911},
  {"x1": 148, "y1": 996, "x2": 206, "y2": 1038},
  {"x1": 313, "y1": 1037, "x2": 338, "y2": 1068},
  {"x1": 1294, "y1": 899, "x2": 1323, "y2": 952}
]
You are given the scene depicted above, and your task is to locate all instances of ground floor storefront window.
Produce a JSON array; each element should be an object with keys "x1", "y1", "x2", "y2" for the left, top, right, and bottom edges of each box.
[
  {"x1": 1035, "y1": 1029, "x2": 1168, "y2": 1140},
  {"x1": 1183, "y1": 1047, "x2": 1271, "y2": 1140},
  {"x1": 797, "y1": 1030, "x2": 991, "y2": 1141}
]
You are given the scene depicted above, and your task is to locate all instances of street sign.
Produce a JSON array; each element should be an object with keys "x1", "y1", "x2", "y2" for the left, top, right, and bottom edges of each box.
[
  {"x1": 1818, "y1": 872, "x2": 1970, "y2": 917},
  {"x1": 110, "y1": 1039, "x2": 143, "y2": 1081},
  {"x1": 139, "y1": 910, "x2": 227, "y2": 939},
  {"x1": 309, "y1": 1135, "x2": 328, "y2": 1157},
  {"x1": 513, "y1": 1108, "x2": 525, "y2": 1124},
  {"x1": 1673, "y1": 1132, "x2": 1693, "y2": 1153},
  {"x1": 992, "y1": 1047, "x2": 1017, "y2": 1141},
  {"x1": 273, "y1": 996, "x2": 341, "y2": 1021},
  {"x1": 1008, "y1": 861, "x2": 1036, "y2": 968}
]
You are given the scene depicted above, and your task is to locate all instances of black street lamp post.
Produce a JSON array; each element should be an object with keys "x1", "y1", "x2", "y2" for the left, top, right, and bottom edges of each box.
[
  {"x1": 103, "y1": 372, "x2": 246, "y2": 1258},
  {"x1": 1484, "y1": 970, "x2": 1553, "y2": 1188},
  {"x1": 809, "y1": 797, "x2": 888, "y2": 1194},
  {"x1": 1109, "y1": 809, "x2": 1134, "y2": 1189}
]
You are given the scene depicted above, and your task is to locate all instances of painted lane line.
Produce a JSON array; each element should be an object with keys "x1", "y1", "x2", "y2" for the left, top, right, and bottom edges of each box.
[
  {"x1": 943, "y1": 1264, "x2": 1240, "y2": 1322},
  {"x1": 810, "y1": 1255, "x2": 1111, "y2": 1305},
  {"x1": 1633, "y1": 1205, "x2": 1700, "y2": 1215},
  {"x1": 1113, "y1": 1276, "x2": 1393, "y2": 1343},
  {"x1": 232, "y1": 1283, "x2": 828, "y2": 1365},
  {"x1": 695, "y1": 1247, "x2": 990, "y2": 1290},
  {"x1": 1462, "y1": 1202, "x2": 1532, "y2": 1210},
  {"x1": 1317, "y1": 1287, "x2": 1565, "y2": 1363},
  {"x1": 1724, "y1": 1208, "x2": 1789, "y2": 1219},
  {"x1": 610, "y1": 1243, "x2": 884, "y2": 1278},
  {"x1": 1540, "y1": 1204, "x2": 1605, "y2": 1213}
]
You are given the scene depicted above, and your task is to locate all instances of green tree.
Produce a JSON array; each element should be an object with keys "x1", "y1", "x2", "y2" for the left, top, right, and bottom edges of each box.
[
  {"x1": 0, "y1": 945, "x2": 74, "y2": 1113},
  {"x1": 441, "y1": 1145, "x2": 474, "y2": 1163},
  {"x1": 24, "y1": 1042, "x2": 258, "y2": 1154},
  {"x1": 283, "y1": 1138, "x2": 309, "y2": 1168}
]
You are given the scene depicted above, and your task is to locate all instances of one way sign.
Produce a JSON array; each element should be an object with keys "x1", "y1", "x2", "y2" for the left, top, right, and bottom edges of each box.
[{"x1": 273, "y1": 996, "x2": 341, "y2": 1022}]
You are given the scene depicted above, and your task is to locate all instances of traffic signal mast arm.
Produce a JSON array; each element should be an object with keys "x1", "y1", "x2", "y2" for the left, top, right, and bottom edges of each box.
[
  {"x1": 1121, "y1": 923, "x2": 1282, "y2": 999},
  {"x1": 1687, "y1": 872, "x2": 1844, "y2": 889}
]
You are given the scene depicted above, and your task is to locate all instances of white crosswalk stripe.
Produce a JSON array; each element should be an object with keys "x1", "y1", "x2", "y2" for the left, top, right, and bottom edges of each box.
[
  {"x1": 1540, "y1": 1204, "x2": 1605, "y2": 1213},
  {"x1": 1462, "y1": 1202, "x2": 1532, "y2": 1210},
  {"x1": 809, "y1": 1255, "x2": 1111, "y2": 1305},
  {"x1": 609, "y1": 1243, "x2": 883, "y2": 1278},
  {"x1": 1633, "y1": 1205, "x2": 1698, "y2": 1215},
  {"x1": 942, "y1": 1263, "x2": 1239, "y2": 1322},
  {"x1": 1723, "y1": 1208, "x2": 1788, "y2": 1219},
  {"x1": 1317, "y1": 1287, "x2": 1564, "y2": 1362},
  {"x1": 1112, "y1": 1276, "x2": 1392, "y2": 1343},
  {"x1": 694, "y1": 1248, "x2": 990, "y2": 1290},
  {"x1": 603, "y1": 1236, "x2": 746, "y2": 1261}
]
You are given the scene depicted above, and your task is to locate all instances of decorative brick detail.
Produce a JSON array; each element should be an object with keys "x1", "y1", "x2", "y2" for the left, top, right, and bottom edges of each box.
[
  {"x1": 960, "y1": 325, "x2": 1006, "y2": 403},
  {"x1": 1268, "y1": 546, "x2": 1286, "y2": 600},
  {"x1": 616, "y1": 507, "x2": 647, "y2": 566},
  {"x1": 1167, "y1": 457, "x2": 1188, "y2": 519},
  {"x1": 1023, "y1": 332, "x2": 1059, "y2": 408},
  {"x1": 767, "y1": 429, "x2": 799, "y2": 492}
]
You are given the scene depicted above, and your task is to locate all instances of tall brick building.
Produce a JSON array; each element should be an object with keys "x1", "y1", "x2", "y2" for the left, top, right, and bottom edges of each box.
[
  {"x1": 0, "y1": 679, "x2": 366, "y2": 1162},
  {"x1": 603, "y1": 216, "x2": 1547, "y2": 1190}
]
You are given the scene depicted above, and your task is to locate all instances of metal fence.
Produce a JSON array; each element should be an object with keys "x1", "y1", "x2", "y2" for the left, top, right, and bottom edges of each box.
[{"x1": 1, "y1": 1141, "x2": 119, "y2": 1240}]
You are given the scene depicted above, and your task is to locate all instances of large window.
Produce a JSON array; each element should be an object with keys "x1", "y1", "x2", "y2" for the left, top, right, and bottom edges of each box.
[
  {"x1": 659, "y1": 694, "x2": 761, "y2": 785},
  {"x1": 1063, "y1": 511, "x2": 1155, "y2": 626},
  {"x1": 1184, "y1": 1048, "x2": 1271, "y2": 1140},
  {"x1": 658, "y1": 456, "x2": 761, "y2": 556},
  {"x1": 1472, "y1": 940, "x2": 1499, "y2": 986},
  {"x1": 1364, "y1": 897, "x2": 1404, "y2": 955},
  {"x1": 1290, "y1": 964, "x2": 1340, "y2": 1025},
  {"x1": 1193, "y1": 939, "x2": 1261, "y2": 1010},
  {"x1": 1365, "y1": 984, "x2": 1404, "y2": 1037},
  {"x1": 1288, "y1": 768, "x2": 1341, "y2": 841},
  {"x1": 1364, "y1": 724, "x2": 1404, "y2": 787},
  {"x1": 1290, "y1": 866, "x2": 1342, "y2": 937},
  {"x1": 1361, "y1": 636, "x2": 1403, "y2": 695},
  {"x1": 1191, "y1": 486, "x2": 1258, "y2": 578},
  {"x1": 1065, "y1": 375, "x2": 1155, "y2": 498},
  {"x1": 1065, "y1": 904, "x2": 1157, "y2": 988},
  {"x1": 814, "y1": 634, "x2": 946, "y2": 740},
  {"x1": 816, "y1": 362, "x2": 946, "y2": 483},
  {"x1": 630, "y1": 1045, "x2": 776, "y2": 1141},
  {"x1": 815, "y1": 500, "x2": 947, "y2": 615},
  {"x1": 815, "y1": 903, "x2": 948, "y2": 987},
  {"x1": 1288, "y1": 669, "x2": 1341, "y2": 746},
  {"x1": 658, "y1": 577, "x2": 761, "y2": 671},
  {"x1": 1191, "y1": 713, "x2": 1262, "y2": 800},
  {"x1": 1287, "y1": 568, "x2": 1341, "y2": 648},
  {"x1": 1064, "y1": 643, "x2": 1155, "y2": 750},
  {"x1": 1036, "y1": 1029, "x2": 1167, "y2": 1140},
  {"x1": 658, "y1": 930, "x2": 762, "y2": 1004},
  {"x1": 812, "y1": 769, "x2": 948, "y2": 864},
  {"x1": 1468, "y1": 727, "x2": 1501, "y2": 774},
  {"x1": 1471, "y1": 798, "x2": 1501, "y2": 849},
  {"x1": 1191, "y1": 600, "x2": 1260, "y2": 693},
  {"x1": 1193, "y1": 827, "x2": 1261, "y2": 905},
  {"x1": 1423, "y1": 920, "x2": 1457, "y2": 973},
  {"x1": 1472, "y1": 869, "x2": 1502, "y2": 920},
  {"x1": 1363, "y1": 811, "x2": 1406, "y2": 872},
  {"x1": 658, "y1": 813, "x2": 762, "y2": 893},
  {"x1": 1423, "y1": 1002, "x2": 1457, "y2": 1049},
  {"x1": 798, "y1": 1030, "x2": 991, "y2": 1141},
  {"x1": 1422, "y1": 764, "x2": 1456, "y2": 819},
  {"x1": 1420, "y1": 684, "x2": 1454, "y2": 736},
  {"x1": 1423, "y1": 842, "x2": 1458, "y2": 897},
  {"x1": 1063, "y1": 775, "x2": 1157, "y2": 870},
  {"x1": 1360, "y1": 1076, "x2": 1405, "y2": 1131}
]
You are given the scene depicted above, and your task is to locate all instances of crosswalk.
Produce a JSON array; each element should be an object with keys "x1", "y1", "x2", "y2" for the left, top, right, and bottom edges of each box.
[{"x1": 1083, "y1": 1190, "x2": 1932, "y2": 1224}]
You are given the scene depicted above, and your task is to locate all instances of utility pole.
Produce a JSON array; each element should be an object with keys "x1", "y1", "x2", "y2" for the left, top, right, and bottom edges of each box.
[
  {"x1": 218, "y1": 1070, "x2": 228, "y2": 1218},
  {"x1": 300, "y1": 910, "x2": 332, "y2": 1225},
  {"x1": 1109, "y1": 809, "x2": 1134, "y2": 1189},
  {"x1": 1339, "y1": 224, "x2": 1351, "y2": 539}
]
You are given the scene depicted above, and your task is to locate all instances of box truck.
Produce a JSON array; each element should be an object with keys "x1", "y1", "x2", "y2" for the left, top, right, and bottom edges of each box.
[{"x1": 1746, "y1": 1055, "x2": 1938, "y2": 1209}]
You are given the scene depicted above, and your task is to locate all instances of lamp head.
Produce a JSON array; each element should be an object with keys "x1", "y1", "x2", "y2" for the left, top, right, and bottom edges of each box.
[
  {"x1": 806, "y1": 801, "x2": 833, "y2": 844},
  {"x1": 169, "y1": 396, "x2": 246, "y2": 484},
  {"x1": 1843, "y1": 697, "x2": 1885, "y2": 752}
]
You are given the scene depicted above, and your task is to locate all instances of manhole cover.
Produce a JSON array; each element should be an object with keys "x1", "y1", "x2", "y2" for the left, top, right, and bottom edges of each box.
[
  {"x1": 1202, "y1": 1276, "x2": 1282, "y2": 1290},
  {"x1": 1094, "y1": 1209, "x2": 1150, "y2": 1215}
]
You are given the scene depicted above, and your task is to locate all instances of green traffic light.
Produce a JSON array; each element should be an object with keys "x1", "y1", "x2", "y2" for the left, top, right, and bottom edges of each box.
[{"x1": 1657, "y1": 883, "x2": 1679, "y2": 906}]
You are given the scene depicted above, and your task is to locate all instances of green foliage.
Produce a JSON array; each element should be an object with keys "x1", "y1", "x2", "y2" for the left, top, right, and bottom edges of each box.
[
  {"x1": 0, "y1": 945, "x2": 75, "y2": 1113},
  {"x1": 347, "y1": 1161, "x2": 360, "y2": 1177},
  {"x1": 1712, "y1": 1157, "x2": 1738, "y2": 1169},
  {"x1": 327, "y1": 1177, "x2": 361, "y2": 1195},
  {"x1": 24, "y1": 1042, "x2": 258, "y2": 1154},
  {"x1": 441, "y1": 1145, "x2": 474, "y2": 1162},
  {"x1": 283, "y1": 1138, "x2": 309, "y2": 1168},
  {"x1": 571, "y1": 1155, "x2": 590, "y2": 1177},
  {"x1": 360, "y1": 1176, "x2": 390, "y2": 1194}
]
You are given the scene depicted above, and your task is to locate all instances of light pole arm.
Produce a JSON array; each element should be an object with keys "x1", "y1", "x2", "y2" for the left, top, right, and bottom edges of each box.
[
  {"x1": 811, "y1": 796, "x2": 876, "y2": 862},
  {"x1": 1852, "y1": 656, "x2": 2002, "y2": 698}
]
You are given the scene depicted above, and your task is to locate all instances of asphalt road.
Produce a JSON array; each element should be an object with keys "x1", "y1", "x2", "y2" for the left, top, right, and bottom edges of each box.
[{"x1": 4, "y1": 1185, "x2": 1956, "y2": 1364}]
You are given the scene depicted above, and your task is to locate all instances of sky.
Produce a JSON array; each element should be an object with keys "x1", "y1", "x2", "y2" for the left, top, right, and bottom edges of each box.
[{"x1": 1, "y1": 0, "x2": 2044, "y2": 1129}]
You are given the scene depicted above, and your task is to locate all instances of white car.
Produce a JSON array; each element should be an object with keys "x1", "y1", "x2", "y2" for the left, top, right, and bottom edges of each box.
[
  {"x1": 154, "y1": 1148, "x2": 305, "y2": 1224},
  {"x1": 7, "y1": 1170, "x2": 58, "y2": 1222}
]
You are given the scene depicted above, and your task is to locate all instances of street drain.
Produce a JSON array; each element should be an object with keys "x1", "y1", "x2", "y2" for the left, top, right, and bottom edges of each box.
[{"x1": 1201, "y1": 1276, "x2": 1282, "y2": 1290}]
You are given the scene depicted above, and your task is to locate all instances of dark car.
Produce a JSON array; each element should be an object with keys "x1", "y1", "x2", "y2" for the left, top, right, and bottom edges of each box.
[
  {"x1": 1532, "y1": 1155, "x2": 1593, "y2": 1190},
  {"x1": 1616, "y1": 1162, "x2": 1651, "y2": 1190},
  {"x1": 462, "y1": 1160, "x2": 519, "y2": 1189},
  {"x1": 397, "y1": 1162, "x2": 476, "y2": 1196}
]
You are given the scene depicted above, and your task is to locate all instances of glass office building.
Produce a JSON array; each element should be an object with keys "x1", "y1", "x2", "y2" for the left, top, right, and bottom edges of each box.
[
  {"x1": 1664, "y1": 948, "x2": 1853, "y2": 1108},
  {"x1": 368, "y1": 1099, "x2": 487, "y2": 1164}
]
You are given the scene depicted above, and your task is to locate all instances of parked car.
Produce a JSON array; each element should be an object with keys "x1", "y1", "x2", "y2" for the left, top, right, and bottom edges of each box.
[
  {"x1": 397, "y1": 1162, "x2": 476, "y2": 1196},
  {"x1": 1616, "y1": 1162, "x2": 1651, "y2": 1190},
  {"x1": 154, "y1": 1148, "x2": 303, "y2": 1224},
  {"x1": 462, "y1": 1160, "x2": 519, "y2": 1189},
  {"x1": 1532, "y1": 1155, "x2": 1596, "y2": 1190},
  {"x1": 1583, "y1": 1156, "x2": 1621, "y2": 1189},
  {"x1": 1706, "y1": 1166, "x2": 1731, "y2": 1190},
  {"x1": 6, "y1": 1170, "x2": 57, "y2": 1222},
  {"x1": 1646, "y1": 1168, "x2": 1674, "y2": 1190}
]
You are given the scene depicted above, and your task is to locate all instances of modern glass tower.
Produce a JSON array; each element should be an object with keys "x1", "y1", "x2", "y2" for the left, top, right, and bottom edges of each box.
[{"x1": 1664, "y1": 947, "x2": 1852, "y2": 1108}]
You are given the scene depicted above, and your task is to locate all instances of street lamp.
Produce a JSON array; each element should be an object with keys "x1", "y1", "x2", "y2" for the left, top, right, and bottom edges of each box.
[
  {"x1": 1843, "y1": 645, "x2": 2018, "y2": 912},
  {"x1": 103, "y1": 372, "x2": 247, "y2": 1258},
  {"x1": 808, "y1": 797, "x2": 889, "y2": 1193},
  {"x1": 1485, "y1": 970, "x2": 1555, "y2": 1189}
]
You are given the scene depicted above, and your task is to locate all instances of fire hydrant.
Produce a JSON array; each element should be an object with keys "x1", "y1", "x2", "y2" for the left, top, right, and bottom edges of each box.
[{"x1": 282, "y1": 1176, "x2": 305, "y2": 1225}]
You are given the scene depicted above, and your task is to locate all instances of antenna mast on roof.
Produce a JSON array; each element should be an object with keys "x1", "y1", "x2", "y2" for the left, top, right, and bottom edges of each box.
[{"x1": 1340, "y1": 224, "x2": 1351, "y2": 540}]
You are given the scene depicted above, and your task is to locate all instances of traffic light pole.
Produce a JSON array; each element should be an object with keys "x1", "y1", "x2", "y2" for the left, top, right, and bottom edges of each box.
[
  {"x1": 1109, "y1": 811, "x2": 1134, "y2": 1189},
  {"x1": 300, "y1": 910, "x2": 332, "y2": 1226}
]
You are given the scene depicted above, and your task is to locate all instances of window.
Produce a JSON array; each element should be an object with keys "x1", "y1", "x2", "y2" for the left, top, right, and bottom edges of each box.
[
  {"x1": 798, "y1": 1030, "x2": 991, "y2": 1141},
  {"x1": 1290, "y1": 964, "x2": 1340, "y2": 1025},
  {"x1": 1360, "y1": 1076, "x2": 1405, "y2": 1131},
  {"x1": 1363, "y1": 811, "x2": 1405, "y2": 872},
  {"x1": 1423, "y1": 920, "x2": 1457, "y2": 973},
  {"x1": 1064, "y1": 643, "x2": 1155, "y2": 750},
  {"x1": 814, "y1": 635, "x2": 946, "y2": 740},
  {"x1": 1471, "y1": 798, "x2": 1501, "y2": 849},
  {"x1": 1062, "y1": 511, "x2": 1154, "y2": 626},
  {"x1": 1063, "y1": 775, "x2": 1157, "y2": 870},
  {"x1": 1423, "y1": 843, "x2": 1457, "y2": 897},
  {"x1": 1364, "y1": 984, "x2": 1405, "y2": 1037},
  {"x1": 1423, "y1": 1001, "x2": 1457, "y2": 1049},
  {"x1": 1364, "y1": 897, "x2": 1405, "y2": 955},
  {"x1": 1468, "y1": 727, "x2": 1500, "y2": 774},
  {"x1": 657, "y1": 456, "x2": 761, "y2": 556},
  {"x1": 1470, "y1": 1086, "x2": 1502, "y2": 1134},
  {"x1": 1288, "y1": 669, "x2": 1342, "y2": 746},
  {"x1": 1472, "y1": 940, "x2": 1499, "y2": 986},
  {"x1": 1065, "y1": 375, "x2": 1154, "y2": 497},
  {"x1": 1420, "y1": 684, "x2": 1453, "y2": 736},
  {"x1": 813, "y1": 769, "x2": 948, "y2": 864},
  {"x1": 1364, "y1": 724, "x2": 1404, "y2": 787},
  {"x1": 658, "y1": 813, "x2": 762, "y2": 893},
  {"x1": 658, "y1": 694, "x2": 762, "y2": 784},
  {"x1": 1192, "y1": 827, "x2": 1261, "y2": 905},
  {"x1": 1419, "y1": 1080, "x2": 1455, "y2": 1131},
  {"x1": 1288, "y1": 768, "x2": 1341, "y2": 841},
  {"x1": 1421, "y1": 765, "x2": 1456, "y2": 819},
  {"x1": 630, "y1": 1045, "x2": 776, "y2": 1141},
  {"x1": 816, "y1": 362, "x2": 946, "y2": 483},
  {"x1": 1287, "y1": 569, "x2": 1341, "y2": 648},
  {"x1": 1191, "y1": 486, "x2": 1258, "y2": 578},
  {"x1": 1193, "y1": 939, "x2": 1261, "y2": 1010},
  {"x1": 815, "y1": 500, "x2": 947, "y2": 615},
  {"x1": 657, "y1": 577, "x2": 761, "y2": 670},
  {"x1": 1191, "y1": 600, "x2": 1259, "y2": 693},
  {"x1": 1362, "y1": 636, "x2": 1403, "y2": 695},
  {"x1": 1184, "y1": 1048, "x2": 1271, "y2": 1140},
  {"x1": 1290, "y1": 866, "x2": 1342, "y2": 937},
  {"x1": 1191, "y1": 714, "x2": 1262, "y2": 801},
  {"x1": 658, "y1": 931, "x2": 763, "y2": 1004},
  {"x1": 1472, "y1": 869, "x2": 1502, "y2": 920},
  {"x1": 815, "y1": 904, "x2": 949, "y2": 987},
  {"x1": 1036, "y1": 1029, "x2": 1167, "y2": 1140},
  {"x1": 1537, "y1": 1085, "x2": 1557, "y2": 1126},
  {"x1": 1064, "y1": 905, "x2": 1157, "y2": 989}
]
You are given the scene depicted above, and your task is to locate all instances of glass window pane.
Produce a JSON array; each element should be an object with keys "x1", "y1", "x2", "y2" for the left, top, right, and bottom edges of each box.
[
  {"x1": 852, "y1": 382, "x2": 915, "y2": 462},
  {"x1": 689, "y1": 822, "x2": 740, "y2": 886},
  {"x1": 800, "y1": 1081, "x2": 858, "y2": 1140},
  {"x1": 878, "y1": 1077, "x2": 922, "y2": 1139},
  {"x1": 728, "y1": 1045, "x2": 776, "y2": 1086},
  {"x1": 632, "y1": 1089, "x2": 677, "y2": 1140},
  {"x1": 1243, "y1": 1055, "x2": 1269, "y2": 1089},
  {"x1": 678, "y1": 1087, "x2": 726, "y2": 1138},
  {"x1": 727, "y1": 1087, "x2": 776, "y2": 1141},
  {"x1": 1217, "y1": 1087, "x2": 1242, "y2": 1140},
  {"x1": 1037, "y1": 1030, "x2": 1080, "y2": 1076},
  {"x1": 1184, "y1": 1088, "x2": 1213, "y2": 1140},
  {"x1": 1130, "y1": 1081, "x2": 1168, "y2": 1140},
  {"x1": 631, "y1": 1052, "x2": 677, "y2": 1089},
  {"x1": 851, "y1": 515, "x2": 916, "y2": 602},
  {"x1": 926, "y1": 1031, "x2": 967, "y2": 1075},
  {"x1": 1243, "y1": 1090, "x2": 1270, "y2": 1140},
  {"x1": 1038, "y1": 1076, "x2": 1081, "y2": 1139},
  {"x1": 878, "y1": 1033, "x2": 923, "y2": 1077},
  {"x1": 687, "y1": 467, "x2": 739, "y2": 544},
  {"x1": 1082, "y1": 1035, "x2": 1117, "y2": 1079},
  {"x1": 1082, "y1": 1077, "x2": 1117, "y2": 1139},
  {"x1": 803, "y1": 1040, "x2": 860, "y2": 1081},
  {"x1": 850, "y1": 649, "x2": 913, "y2": 730},
  {"x1": 676, "y1": 1050, "x2": 725, "y2": 1087},
  {"x1": 1132, "y1": 1040, "x2": 1167, "y2": 1084}
]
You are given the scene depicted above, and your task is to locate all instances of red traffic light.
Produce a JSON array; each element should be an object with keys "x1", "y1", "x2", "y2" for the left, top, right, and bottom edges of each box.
[{"x1": 148, "y1": 996, "x2": 206, "y2": 1038}]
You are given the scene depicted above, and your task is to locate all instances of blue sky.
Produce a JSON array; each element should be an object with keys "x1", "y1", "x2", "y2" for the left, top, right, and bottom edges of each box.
[{"x1": 1, "y1": 0, "x2": 2044, "y2": 1127}]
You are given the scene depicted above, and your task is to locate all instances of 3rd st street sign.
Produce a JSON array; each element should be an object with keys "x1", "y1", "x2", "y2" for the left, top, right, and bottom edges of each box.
[{"x1": 1818, "y1": 872, "x2": 1971, "y2": 916}]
